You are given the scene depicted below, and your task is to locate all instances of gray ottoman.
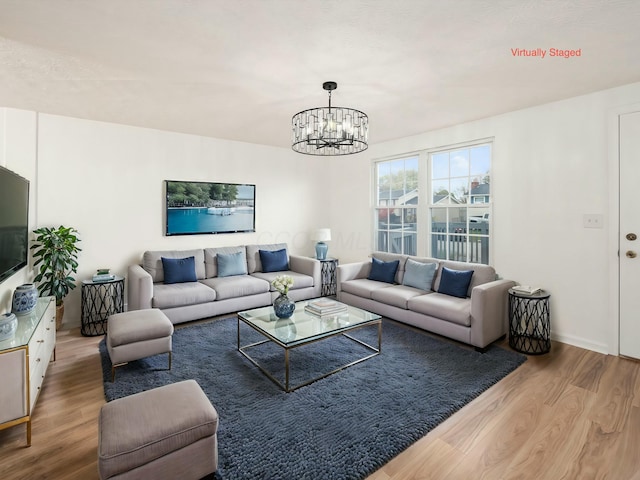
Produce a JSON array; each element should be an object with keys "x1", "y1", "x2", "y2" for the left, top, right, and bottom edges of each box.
[
  {"x1": 106, "y1": 309, "x2": 174, "y2": 381},
  {"x1": 98, "y1": 379, "x2": 219, "y2": 480}
]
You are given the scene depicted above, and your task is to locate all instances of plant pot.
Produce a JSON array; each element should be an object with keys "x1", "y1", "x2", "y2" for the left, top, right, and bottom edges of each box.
[{"x1": 56, "y1": 302, "x2": 64, "y2": 330}]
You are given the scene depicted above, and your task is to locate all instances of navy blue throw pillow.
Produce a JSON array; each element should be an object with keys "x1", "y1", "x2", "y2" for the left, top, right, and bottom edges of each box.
[
  {"x1": 161, "y1": 256, "x2": 197, "y2": 284},
  {"x1": 367, "y1": 257, "x2": 400, "y2": 284},
  {"x1": 437, "y1": 267, "x2": 474, "y2": 298},
  {"x1": 260, "y1": 248, "x2": 289, "y2": 273}
]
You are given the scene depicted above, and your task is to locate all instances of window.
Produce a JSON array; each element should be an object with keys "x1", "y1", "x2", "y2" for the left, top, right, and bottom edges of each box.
[
  {"x1": 374, "y1": 156, "x2": 418, "y2": 255},
  {"x1": 373, "y1": 141, "x2": 492, "y2": 264},
  {"x1": 430, "y1": 143, "x2": 491, "y2": 264}
]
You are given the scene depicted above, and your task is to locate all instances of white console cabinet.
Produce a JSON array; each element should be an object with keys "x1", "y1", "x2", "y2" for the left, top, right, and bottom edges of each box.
[{"x1": 0, "y1": 297, "x2": 56, "y2": 446}]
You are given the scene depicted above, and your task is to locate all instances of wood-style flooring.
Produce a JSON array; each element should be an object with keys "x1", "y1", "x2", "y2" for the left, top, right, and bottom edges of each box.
[{"x1": 1, "y1": 323, "x2": 639, "y2": 480}]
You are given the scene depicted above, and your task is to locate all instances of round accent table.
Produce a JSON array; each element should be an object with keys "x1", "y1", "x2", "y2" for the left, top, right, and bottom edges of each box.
[
  {"x1": 508, "y1": 288, "x2": 551, "y2": 354},
  {"x1": 81, "y1": 276, "x2": 125, "y2": 336}
]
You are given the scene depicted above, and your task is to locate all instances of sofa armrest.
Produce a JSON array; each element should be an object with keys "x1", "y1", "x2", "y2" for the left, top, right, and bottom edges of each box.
[
  {"x1": 336, "y1": 261, "x2": 370, "y2": 293},
  {"x1": 470, "y1": 279, "x2": 516, "y2": 348},
  {"x1": 289, "y1": 255, "x2": 321, "y2": 288},
  {"x1": 127, "y1": 264, "x2": 153, "y2": 311}
]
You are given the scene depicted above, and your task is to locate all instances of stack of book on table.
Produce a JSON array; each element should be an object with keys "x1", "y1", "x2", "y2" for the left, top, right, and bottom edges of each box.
[
  {"x1": 511, "y1": 285, "x2": 542, "y2": 295},
  {"x1": 93, "y1": 270, "x2": 115, "y2": 283},
  {"x1": 304, "y1": 298, "x2": 348, "y2": 317}
]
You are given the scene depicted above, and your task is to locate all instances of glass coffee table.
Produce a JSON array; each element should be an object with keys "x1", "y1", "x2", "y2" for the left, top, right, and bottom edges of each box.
[{"x1": 237, "y1": 299, "x2": 382, "y2": 392}]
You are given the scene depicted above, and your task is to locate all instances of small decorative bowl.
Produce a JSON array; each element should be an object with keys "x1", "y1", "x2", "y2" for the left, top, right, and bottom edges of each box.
[{"x1": 0, "y1": 312, "x2": 18, "y2": 342}]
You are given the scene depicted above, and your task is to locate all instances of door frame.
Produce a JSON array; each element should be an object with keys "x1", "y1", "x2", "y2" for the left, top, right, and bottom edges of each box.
[{"x1": 607, "y1": 102, "x2": 640, "y2": 356}]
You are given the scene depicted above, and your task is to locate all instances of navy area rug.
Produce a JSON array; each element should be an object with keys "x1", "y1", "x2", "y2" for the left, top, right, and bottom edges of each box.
[{"x1": 99, "y1": 317, "x2": 526, "y2": 480}]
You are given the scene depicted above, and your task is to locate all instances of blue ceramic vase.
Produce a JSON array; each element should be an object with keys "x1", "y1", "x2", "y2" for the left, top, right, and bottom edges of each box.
[
  {"x1": 12, "y1": 283, "x2": 38, "y2": 316},
  {"x1": 273, "y1": 294, "x2": 295, "y2": 319}
]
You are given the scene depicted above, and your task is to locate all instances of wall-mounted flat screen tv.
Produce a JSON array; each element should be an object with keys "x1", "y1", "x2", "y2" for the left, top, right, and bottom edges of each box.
[
  {"x1": 0, "y1": 166, "x2": 29, "y2": 284},
  {"x1": 165, "y1": 180, "x2": 256, "y2": 236}
]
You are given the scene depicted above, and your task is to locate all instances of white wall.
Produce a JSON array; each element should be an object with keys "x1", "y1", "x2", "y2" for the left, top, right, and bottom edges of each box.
[
  {"x1": 4, "y1": 81, "x2": 640, "y2": 354},
  {"x1": 328, "y1": 81, "x2": 640, "y2": 354},
  {"x1": 1, "y1": 112, "x2": 328, "y2": 327},
  {"x1": 0, "y1": 108, "x2": 37, "y2": 312}
]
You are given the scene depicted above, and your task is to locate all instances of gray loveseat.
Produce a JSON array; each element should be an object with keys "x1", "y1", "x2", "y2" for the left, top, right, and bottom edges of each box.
[
  {"x1": 128, "y1": 243, "x2": 321, "y2": 324},
  {"x1": 337, "y1": 252, "x2": 515, "y2": 349}
]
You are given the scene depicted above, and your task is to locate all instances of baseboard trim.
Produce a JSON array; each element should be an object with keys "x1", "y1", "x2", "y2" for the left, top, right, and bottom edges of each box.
[{"x1": 551, "y1": 332, "x2": 609, "y2": 355}]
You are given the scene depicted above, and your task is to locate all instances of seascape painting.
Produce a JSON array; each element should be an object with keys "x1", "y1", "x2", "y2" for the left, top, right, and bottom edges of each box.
[{"x1": 165, "y1": 180, "x2": 256, "y2": 235}]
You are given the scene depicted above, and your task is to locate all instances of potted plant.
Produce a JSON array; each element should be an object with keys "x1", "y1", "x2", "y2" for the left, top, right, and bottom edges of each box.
[{"x1": 31, "y1": 226, "x2": 81, "y2": 330}]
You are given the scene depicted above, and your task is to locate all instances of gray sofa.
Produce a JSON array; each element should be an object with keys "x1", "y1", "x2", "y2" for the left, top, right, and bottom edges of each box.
[
  {"x1": 337, "y1": 252, "x2": 515, "y2": 349},
  {"x1": 128, "y1": 243, "x2": 321, "y2": 324}
]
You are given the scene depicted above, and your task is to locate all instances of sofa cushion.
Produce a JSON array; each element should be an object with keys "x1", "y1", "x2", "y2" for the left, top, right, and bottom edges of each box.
[
  {"x1": 371, "y1": 252, "x2": 407, "y2": 284},
  {"x1": 200, "y1": 275, "x2": 270, "y2": 300},
  {"x1": 251, "y1": 271, "x2": 314, "y2": 290},
  {"x1": 143, "y1": 249, "x2": 205, "y2": 283},
  {"x1": 438, "y1": 267, "x2": 474, "y2": 298},
  {"x1": 204, "y1": 246, "x2": 246, "y2": 278},
  {"x1": 152, "y1": 282, "x2": 216, "y2": 309},
  {"x1": 161, "y1": 256, "x2": 197, "y2": 284},
  {"x1": 434, "y1": 260, "x2": 495, "y2": 295},
  {"x1": 367, "y1": 257, "x2": 399, "y2": 284},
  {"x1": 408, "y1": 293, "x2": 472, "y2": 327},
  {"x1": 217, "y1": 251, "x2": 248, "y2": 277},
  {"x1": 341, "y1": 278, "x2": 394, "y2": 299},
  {"x1": 371, "y1": 284, "x2": 428, "y2": 309},
  {"x1": 259, "y1": 248, "x2": 289, "y2": 273},
  {"x1": 246, "y1": 243, "x2": 288, "y2": 273},
  {"x1": 402, "y1": 259, "x2": 437, "y2": 291}
]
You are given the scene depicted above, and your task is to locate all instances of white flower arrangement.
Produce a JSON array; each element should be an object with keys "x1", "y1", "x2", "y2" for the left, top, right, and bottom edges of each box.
[{"x1": 271, "y1": 275, "x2": 294, "y2": 295}]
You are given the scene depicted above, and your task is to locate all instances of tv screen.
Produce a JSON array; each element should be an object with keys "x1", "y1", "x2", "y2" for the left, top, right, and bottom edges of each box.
[
  {"x1": 165, "y1": 180, "x2": 256, "y2": 236},
  {"x1": 0, "y1": 166, "x2": 29, "y2": 284}
]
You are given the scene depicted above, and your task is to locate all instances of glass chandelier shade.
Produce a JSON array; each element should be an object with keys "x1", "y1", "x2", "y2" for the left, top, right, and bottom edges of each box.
[{"x1": 292, "y1": 81, "x2": 368, "y2": 155}]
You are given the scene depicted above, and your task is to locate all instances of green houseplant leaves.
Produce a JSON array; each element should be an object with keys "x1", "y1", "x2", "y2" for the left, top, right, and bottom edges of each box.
[{"x1": 30, "y1": 226, "x2": 81, "y2": 306}]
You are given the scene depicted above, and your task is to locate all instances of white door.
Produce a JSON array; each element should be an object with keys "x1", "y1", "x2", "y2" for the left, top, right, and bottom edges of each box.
[{"x1": 619, "y1": 111, "x2": 640, "y2": 359}]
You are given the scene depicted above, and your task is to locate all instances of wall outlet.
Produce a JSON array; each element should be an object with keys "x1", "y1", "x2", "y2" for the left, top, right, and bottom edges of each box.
[{"x1": 583, "y1": 214, "x2": 603, "y2": 229}]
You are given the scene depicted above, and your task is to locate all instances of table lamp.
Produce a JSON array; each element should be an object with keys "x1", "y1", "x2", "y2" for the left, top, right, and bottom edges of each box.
[{"x1": 313, "y1": 228, "x2": 331, "y2": 260}]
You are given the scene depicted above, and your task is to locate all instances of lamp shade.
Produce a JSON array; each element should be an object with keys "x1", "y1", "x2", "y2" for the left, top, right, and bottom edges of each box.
[{"x1": 313, "y1": 228, "x2": 331, "y2": 242}]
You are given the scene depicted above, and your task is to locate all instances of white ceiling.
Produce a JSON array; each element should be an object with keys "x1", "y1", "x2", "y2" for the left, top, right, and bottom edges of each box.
[{"x1": 1, "y1": 0, "x2": 639, "y2": 149}]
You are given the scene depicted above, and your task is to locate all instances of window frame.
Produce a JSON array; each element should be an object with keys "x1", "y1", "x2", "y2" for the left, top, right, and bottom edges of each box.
[
  {"x1": 372, "y1": 154, "x2": 421, "y2": 256},
  {"x1": 372, "y1": 138, "x2": 493, "y2": 263}
]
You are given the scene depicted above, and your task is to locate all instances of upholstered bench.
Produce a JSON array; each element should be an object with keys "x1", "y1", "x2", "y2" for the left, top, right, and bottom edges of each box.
[
  {"x1": 98, "y1": 379, "x2": 219, "y2": 480},
  {"x1": 106, "y1": 308, "x2": 174, "y2": 381}
]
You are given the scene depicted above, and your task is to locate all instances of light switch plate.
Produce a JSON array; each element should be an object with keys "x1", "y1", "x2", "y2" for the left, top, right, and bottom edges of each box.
[{"x1": 583, "y1": 214, "x2": 603, "y2": 228}]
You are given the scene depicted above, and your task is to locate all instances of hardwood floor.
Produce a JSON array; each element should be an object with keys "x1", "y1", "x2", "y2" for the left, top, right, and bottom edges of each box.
[{"x1": 1, "y1": 326, "x2": 639, "y2": 480}]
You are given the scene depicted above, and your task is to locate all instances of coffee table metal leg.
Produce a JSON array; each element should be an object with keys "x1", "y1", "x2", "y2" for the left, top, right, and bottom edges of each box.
[{"x1": 284, "y1": 348, "x2": 290, "y2": 392}]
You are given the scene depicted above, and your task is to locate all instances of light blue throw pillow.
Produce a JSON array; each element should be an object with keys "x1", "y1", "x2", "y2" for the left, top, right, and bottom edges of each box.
[
  {"x1": 402, "y1": 259, "x2": 437, "y2": 291},
  {"x1": 217, "y1": 251, "x2": 248, "y2": 277}
]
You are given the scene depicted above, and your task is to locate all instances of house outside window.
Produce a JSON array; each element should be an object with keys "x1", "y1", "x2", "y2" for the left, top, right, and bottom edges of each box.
[
  {"x1": 430, "y1": 143, "x2": 491, "y2": 264},
  {"x1": 374, "y1": 141, "x2": 492, "y2": 264}
]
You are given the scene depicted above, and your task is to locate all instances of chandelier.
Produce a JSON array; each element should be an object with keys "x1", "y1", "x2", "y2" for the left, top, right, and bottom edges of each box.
[{"x1": 292, "y1": 81, "x2": 368, "y2": 155}]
